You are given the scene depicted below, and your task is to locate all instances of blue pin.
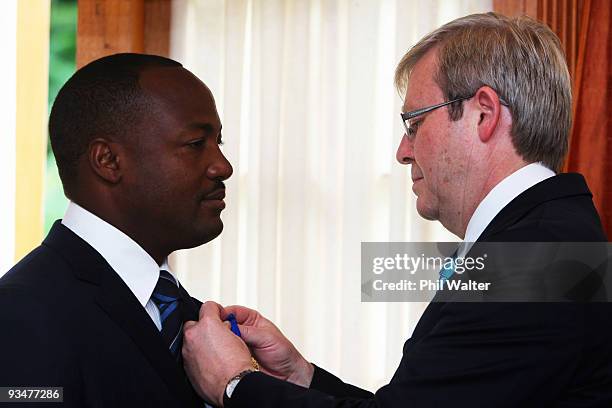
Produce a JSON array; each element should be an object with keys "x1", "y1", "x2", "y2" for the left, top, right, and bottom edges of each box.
[
  {"x1": 226, "y1": 313, "x2": 260, "y2": 370},
  {"x1": 226, "y1": 313, "x2": 241, "y2": 337}
]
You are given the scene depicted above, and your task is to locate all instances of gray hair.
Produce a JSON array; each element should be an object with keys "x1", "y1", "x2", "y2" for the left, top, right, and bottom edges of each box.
[{"x1": 395, "y1": 12, "x2": 571, "y2": 172}]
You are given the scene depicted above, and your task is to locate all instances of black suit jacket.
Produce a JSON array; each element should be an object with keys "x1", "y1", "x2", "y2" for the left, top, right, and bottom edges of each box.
[
  {"x1": 0, "y1": 221, "x2": 206, "y2": 407},
  {"x1": 228, "y1": 173, "x2": 612, "y2": 407}
]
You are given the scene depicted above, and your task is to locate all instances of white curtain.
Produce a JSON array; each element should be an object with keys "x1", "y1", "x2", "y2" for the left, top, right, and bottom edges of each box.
[{"x1": 170, "y1": 0, "x2": 491, "y2": 390}]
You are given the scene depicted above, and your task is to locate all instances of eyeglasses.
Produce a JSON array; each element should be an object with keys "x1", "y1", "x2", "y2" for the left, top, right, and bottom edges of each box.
[
  {"x1": 400, "y1": 93, "x2": 509, "y2": 140},
  {"x1": 400, "y1": 95, "x2": 473, "y2": 140}
]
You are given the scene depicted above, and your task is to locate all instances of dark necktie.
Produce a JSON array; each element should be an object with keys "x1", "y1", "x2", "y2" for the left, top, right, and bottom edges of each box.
[{"x1": 151, "y1": 270, "x2": 183, "y2": 360}]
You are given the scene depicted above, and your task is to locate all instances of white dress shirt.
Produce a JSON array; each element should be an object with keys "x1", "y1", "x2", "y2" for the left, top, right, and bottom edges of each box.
[
  {"x1": 62, "y1": 201, "x2": 179, "y2": 331},
  {"x1": 457, "y1": 162, "x2": 555, "y2": 257}
]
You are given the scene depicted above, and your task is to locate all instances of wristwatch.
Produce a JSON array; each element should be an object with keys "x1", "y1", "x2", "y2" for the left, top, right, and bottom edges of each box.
[{"x1": 225, "y1": 369, "x2": 257, "y2": 400}]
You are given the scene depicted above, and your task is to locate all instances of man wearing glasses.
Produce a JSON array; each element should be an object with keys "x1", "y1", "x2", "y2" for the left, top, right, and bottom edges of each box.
[{"x1": 182, "y1": 12, "x2": 611, "y2": 407}]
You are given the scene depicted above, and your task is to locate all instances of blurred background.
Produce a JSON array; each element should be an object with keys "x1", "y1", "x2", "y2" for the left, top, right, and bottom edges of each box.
[
  {"x1": 46, "y1": 0, "x2": 75, "y2": 233},
  {"x1": 2, "y1": 0, "x2": 609, "y2": 390}
]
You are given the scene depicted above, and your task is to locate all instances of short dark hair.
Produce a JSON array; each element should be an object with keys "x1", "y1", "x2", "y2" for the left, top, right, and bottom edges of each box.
[{"x1": 48, "y1": 53, "x2": 182, "y2": 194}]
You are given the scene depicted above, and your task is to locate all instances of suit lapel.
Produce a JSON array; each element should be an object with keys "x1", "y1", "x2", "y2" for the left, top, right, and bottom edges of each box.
[
  {"x1": 179, "y1": 285, "x2": 202, "y2": 321},
  {"x1": 43, "y1": 222, "x2": 200, "y2": 406},
  {"x1": 95, "y1": 270, "x2": 198, "y2": 406},
  {"x1": 407, "y1": 301, "x2": 445, "y2": 345}
]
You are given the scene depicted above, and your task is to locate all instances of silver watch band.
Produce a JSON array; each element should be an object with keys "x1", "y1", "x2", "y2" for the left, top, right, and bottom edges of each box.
[{"x1": 225, "y1": 369, "x2": 257, "y2": 399}]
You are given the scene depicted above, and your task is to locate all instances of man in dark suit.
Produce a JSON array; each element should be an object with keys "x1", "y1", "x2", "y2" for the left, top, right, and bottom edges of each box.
[
  {"x1": 0, "y1": 53, "x2": 232, "y2": 407},
  {"x1": 180, "y1": 13, "x2": 612, "y2": 407}
]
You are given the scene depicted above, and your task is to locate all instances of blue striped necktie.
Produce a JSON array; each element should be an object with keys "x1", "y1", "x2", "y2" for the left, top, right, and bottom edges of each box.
[{"x1": 151, "y1": 270, "x2": 183, "y2": 359}]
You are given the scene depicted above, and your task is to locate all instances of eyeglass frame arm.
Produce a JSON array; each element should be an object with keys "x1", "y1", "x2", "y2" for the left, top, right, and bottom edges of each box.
[{"x1": 400, "y1": 95, "x2": 509, "y2": 121}]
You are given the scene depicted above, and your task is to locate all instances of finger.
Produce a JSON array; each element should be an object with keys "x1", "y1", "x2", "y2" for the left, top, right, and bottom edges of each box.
[
  {"x1": 223, "y1": 304, "x2": 260, "y2": 325},
  {"x1": 183, "y1": 320, "x2": 197, "y2": 331},
  {"x1": 199, "y1": 301, "x2": 223, "y2": 321},
  {"x1": 236, "y1": 324, "x2": 270, "y2": 348}
]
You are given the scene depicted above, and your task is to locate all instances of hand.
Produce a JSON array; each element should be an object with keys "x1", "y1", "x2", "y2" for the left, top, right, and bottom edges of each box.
[
  {"x1": 223, "y1": 305, "x2": 314, "y2": 388},
  {"x1": 182, "y1": 301, "x2": 254, "y2": 407}
]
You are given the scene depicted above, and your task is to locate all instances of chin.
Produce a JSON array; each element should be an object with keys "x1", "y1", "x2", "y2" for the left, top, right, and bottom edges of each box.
[
  {"x1": 176, "y1": 219, "x2": 224, "y2": 250},
  {"x1": 416, "y1": 200, "x2": 439, "y2": 221},
  {"x1": 198, "y1": 219, "x2": 225, "y2": 244}
]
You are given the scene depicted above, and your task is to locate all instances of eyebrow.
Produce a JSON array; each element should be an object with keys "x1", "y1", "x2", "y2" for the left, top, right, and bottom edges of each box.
[
  {"x1": 402, "y1": 102, "x2": 415, "y2": 113},
  {"x1": 183, "y1": 122, "x2": 222, "y2": 135}
]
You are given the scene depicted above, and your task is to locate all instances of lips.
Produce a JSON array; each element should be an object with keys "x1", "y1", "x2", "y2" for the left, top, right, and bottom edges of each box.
[
  {"x1": 200, "y1": 186, "x2": 227, "y2": 211},
  {"x1": 203, "y1": 188, "x2": 226, "y2": 200},
  {"x1": 411, "y1": 166, "x2": 423, "y2": 182},
  {"x1": 411, "y1": 177, "x2": 423, "y2": 195}
]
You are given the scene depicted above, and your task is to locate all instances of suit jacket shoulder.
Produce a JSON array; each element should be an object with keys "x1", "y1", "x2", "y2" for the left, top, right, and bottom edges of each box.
[
  {"x1": 0, "y1": 222, "x2": 205, "y2": 408},
  {"x1": 480, "y1": 173, "x2": 607, "y2": 242}
]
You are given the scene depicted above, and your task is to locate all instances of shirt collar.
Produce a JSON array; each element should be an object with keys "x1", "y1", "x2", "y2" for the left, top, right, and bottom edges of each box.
[
  {"x1": 61, "y1": 202, "x2": 179, "y2": 306},
  {"x1": 458, "y1": 162, "x2": 555, "y2": 257}
]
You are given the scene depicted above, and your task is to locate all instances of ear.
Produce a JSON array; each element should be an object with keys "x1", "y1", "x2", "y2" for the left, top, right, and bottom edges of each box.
[
  {"x1": 474, "y1": 86, "x2": 502, "y2": 143},
  {"x1": 87, "y1": 138, "x2": 122, "y2": 184}
]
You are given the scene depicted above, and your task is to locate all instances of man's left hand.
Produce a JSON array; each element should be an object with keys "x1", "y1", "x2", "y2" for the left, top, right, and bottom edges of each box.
[{"x1": 182, "y1": 301, "x2": 254, "y2": 407}]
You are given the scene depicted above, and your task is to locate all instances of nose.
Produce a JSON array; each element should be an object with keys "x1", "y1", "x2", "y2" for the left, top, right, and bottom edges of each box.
[
  {"x1": 207, "y1": 148, "x2": 233, "y2": 181},
  {"x1": 396, "y1": 133, "x2": 413, "y2": 165}
]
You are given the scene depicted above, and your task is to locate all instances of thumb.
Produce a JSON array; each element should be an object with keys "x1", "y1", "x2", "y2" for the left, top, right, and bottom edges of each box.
[
  {"x1": 199, "y1": 301, "x2": 223, "y2": 321},
  {"x1": 183, "y1": 320, "x2": 197, "y2": 331},
  {"x1": 237, "y1": 324, "x2": 271, "y2": 348}
]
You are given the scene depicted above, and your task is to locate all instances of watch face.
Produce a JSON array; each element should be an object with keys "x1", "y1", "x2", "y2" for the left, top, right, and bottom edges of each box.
[
  {"x1": 226, "y1": 369, "x2": 257, "y2": 399},
  {"x1": 226, "y1": 378, "x2": 240, "y2": 398}
]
